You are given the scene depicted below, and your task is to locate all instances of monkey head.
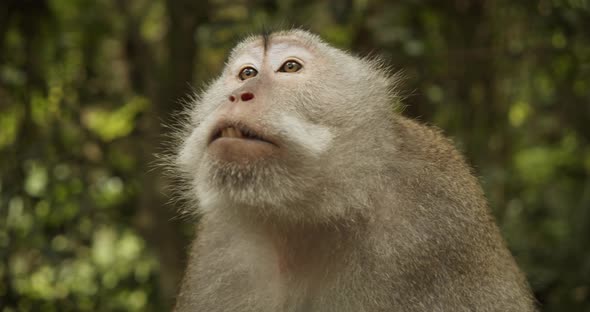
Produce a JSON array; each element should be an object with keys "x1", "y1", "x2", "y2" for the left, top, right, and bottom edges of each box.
[{"x1": 177, "y1": 30, "x2": 398, "y2": 223}]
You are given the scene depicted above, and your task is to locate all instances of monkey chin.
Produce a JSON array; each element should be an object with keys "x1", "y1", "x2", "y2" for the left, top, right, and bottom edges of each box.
[{"x1": 207, "y1": 137, "x2": 280, "y2": 164}]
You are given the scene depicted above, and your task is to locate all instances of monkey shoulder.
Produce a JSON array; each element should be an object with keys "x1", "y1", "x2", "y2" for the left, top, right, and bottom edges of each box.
[
  {"x1": 388, "y1": 114, "x2": 484, "y2": 201},
  {"x1": 383, "y1": 115, "x2": 496, "y2": 242},
  {"x1": 391, "y1": 115, "x2": 468, "y2": 170}
]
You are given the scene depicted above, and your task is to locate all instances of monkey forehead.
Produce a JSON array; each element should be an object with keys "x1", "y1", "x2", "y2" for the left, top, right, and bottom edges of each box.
[{"x1": 228, "y1": 29, "x2": 325, "y2": 63}]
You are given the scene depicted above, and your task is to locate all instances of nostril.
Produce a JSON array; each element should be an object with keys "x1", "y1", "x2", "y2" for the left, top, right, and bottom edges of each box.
[
  {"x1": 241, "y1": 92, "x2": 254, "y2": 102},
  {"x1": 229, "y1": 95, "x2": 236, "y2": 102}
]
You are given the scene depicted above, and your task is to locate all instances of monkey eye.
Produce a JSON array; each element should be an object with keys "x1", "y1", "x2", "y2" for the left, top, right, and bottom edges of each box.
[
  {"x1": 239, "y1": 67, "x2": 258, "y2": 80},
  {"x1": 279, "y1": 60, "x2": 303, "y2": 73}
]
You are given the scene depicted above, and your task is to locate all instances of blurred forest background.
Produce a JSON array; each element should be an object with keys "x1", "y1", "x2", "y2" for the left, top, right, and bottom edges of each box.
[{"x1": 0, "y1": 0, "x2": 589, "y2": 311}]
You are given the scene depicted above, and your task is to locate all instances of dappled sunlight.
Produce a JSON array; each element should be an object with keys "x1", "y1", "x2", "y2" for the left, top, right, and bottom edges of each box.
[{"x1": 1, "y1": 0, "x2": 588, "y2": 311}]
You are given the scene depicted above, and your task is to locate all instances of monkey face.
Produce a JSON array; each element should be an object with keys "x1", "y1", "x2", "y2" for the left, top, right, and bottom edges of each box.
[{"x1": 177, "y1": 30, "x2": 396, "y2": 221}]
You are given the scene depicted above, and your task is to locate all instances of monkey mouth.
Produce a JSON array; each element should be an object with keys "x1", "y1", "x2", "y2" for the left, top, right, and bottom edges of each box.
[
  {"x1": 210, "y1": 122, "x2": 275, "y2": 145},
  {"x1": 208, "y1": 122, "x2": 279, "y2": 162}
]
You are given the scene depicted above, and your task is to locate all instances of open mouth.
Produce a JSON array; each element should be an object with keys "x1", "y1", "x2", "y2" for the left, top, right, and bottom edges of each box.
[{"x1": 209, "y1": 122, "x2": 276, "y2": 146}]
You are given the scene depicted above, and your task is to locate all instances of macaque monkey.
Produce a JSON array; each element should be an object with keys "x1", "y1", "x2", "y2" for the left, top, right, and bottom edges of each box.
[{"x1": 172, "y1": 30, "x2": 536, "y2": 311}]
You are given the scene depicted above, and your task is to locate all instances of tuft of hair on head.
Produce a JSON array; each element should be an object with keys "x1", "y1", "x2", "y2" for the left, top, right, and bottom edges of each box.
[{"x1": 261, "y1": 26, "x2": 271, "y2": 52}]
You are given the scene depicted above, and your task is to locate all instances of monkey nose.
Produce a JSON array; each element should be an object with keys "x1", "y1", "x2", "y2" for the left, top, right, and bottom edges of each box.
[{"x1": 240, "y1": 92, "x2": 255, "y2": 102}]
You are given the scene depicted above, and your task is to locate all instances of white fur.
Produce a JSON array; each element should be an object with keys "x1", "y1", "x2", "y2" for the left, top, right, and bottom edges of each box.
[{"x1": 278, "y1": 113, "x2": 333, "y2": 156}]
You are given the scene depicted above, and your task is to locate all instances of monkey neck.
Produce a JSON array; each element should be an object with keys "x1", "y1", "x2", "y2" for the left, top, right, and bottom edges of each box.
[
  {"x1": 252, "y1": 215, "x2": 368, "y2": 279},
  {"x1": 211, "y1": 190, "x2": 378, "y2": 278}
]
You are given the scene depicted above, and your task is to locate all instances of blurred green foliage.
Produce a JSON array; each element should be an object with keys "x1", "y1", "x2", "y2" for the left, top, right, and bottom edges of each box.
[{"x1": 1, "y1": 0, "x2": 589, "y2": 311}]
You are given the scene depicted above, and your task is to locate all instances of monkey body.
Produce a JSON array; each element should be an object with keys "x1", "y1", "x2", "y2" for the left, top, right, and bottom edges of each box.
[{"x1": 173, "y1": 30, "x2": 535, "y2": 312}]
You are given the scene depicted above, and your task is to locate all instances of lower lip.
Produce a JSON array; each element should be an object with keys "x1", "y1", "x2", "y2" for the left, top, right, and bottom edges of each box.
[{"x1": 208, "y1": 137, "x2": 278, "y2": 162}]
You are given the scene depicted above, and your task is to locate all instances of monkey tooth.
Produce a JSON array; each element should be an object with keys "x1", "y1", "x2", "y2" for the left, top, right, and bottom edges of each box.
[
  {"x1": 212, "y1": 124, "x2": 272, "y2": 144},
  {"x1": 221, "y1": 127, "x2": 244, "y2": 139}
]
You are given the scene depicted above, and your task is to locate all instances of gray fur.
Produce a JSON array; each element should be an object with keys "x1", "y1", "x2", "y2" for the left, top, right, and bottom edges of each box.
[{"x1": 172, "y1": 30, "x2": 536, "y2": 312}]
